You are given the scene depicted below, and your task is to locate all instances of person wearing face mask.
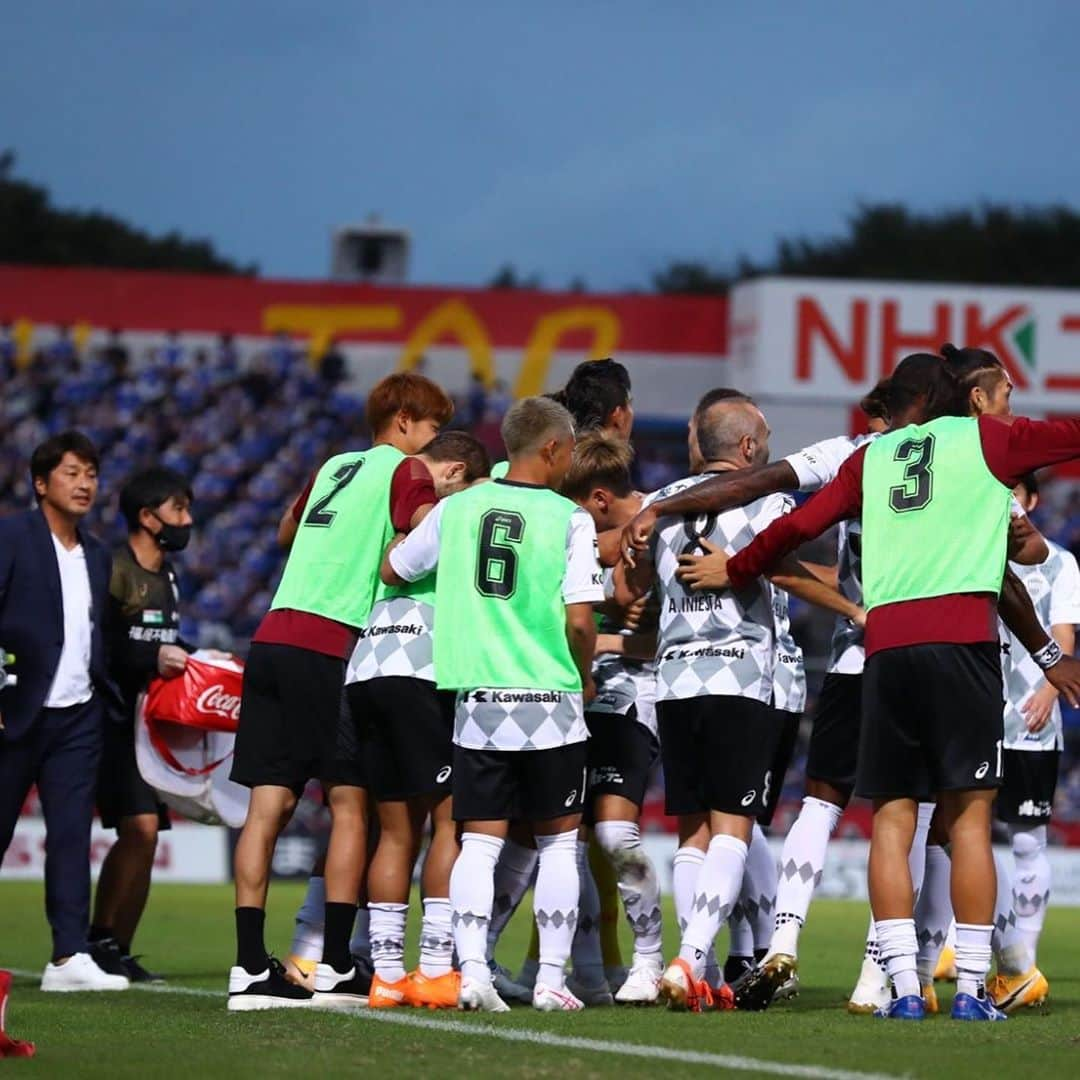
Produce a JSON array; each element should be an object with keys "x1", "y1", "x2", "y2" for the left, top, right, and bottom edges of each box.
[{"x1": 90, "y1": 467, "x2": 195, "y2": 984}]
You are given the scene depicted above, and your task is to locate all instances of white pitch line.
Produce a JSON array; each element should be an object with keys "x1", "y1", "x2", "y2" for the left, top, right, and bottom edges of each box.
[{"x1": 6, "y1": 969, "x2": 905, "y2": 1080}]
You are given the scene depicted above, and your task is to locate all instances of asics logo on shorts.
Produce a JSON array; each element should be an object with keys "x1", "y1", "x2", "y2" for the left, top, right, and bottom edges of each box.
[
  {"x1": 974, "y1": 761, "x2": 990, "y2": 780},
  {"x1": 436, "y1": 765, "x2": 452, "y2": 783},
  {"x1": 740, "y1": 790, "x2": 757, "y2": 807},
  {"x1": 564, "y1": 789, "x2": 579, "y2": 808}
]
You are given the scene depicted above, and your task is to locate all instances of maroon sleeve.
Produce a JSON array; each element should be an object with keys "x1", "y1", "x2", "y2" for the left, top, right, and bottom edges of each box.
[
  {"x1": 979, "y1": 414, "x2": 1080, "y2": 488},
  {"x1": 290, "y1": 473, "x2": 316, "y2": 523},
  {"x1": 389, "y1": 458, "x2": 437, "y2": 532},
  {"x1": 727, "y1": 446, "x2": 866, "y2": 589}
]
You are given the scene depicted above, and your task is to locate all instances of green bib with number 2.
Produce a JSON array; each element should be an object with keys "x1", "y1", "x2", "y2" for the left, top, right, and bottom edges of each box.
[{"x1": 270, "y1": 444, "x2": 403, "y2": 628}]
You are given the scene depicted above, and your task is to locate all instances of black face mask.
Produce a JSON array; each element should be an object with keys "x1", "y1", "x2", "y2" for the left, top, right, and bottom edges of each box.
[{"x1": 145, "y1": 512, "x2": 191, "y2": 552}]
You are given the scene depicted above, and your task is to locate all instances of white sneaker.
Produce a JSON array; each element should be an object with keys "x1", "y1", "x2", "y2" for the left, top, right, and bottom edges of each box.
[
  {"x1": 614, "y1": 956, "x2": 663, "y2": 1004},
  {"x1": 458, "y1": 976, "x2": 511, "y2": 1013},
  {"x1": 533, "y1": 982, "x2": 585, "y2": 1011},
  {"x1": 41, "y1": 953, "x2": 130, "y2": 992},
  {"x1": 566, "y1": 971, "x2": 613, "y2": 1006},
  {"x1": 847, "y1": 956, "x2": 890, "y2": 1015},
  {"x1": 490, "y1": 962, "x2": 533, "y2": 1004}
]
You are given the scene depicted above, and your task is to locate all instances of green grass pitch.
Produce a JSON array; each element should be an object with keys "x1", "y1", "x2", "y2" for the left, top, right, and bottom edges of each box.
[{"x1": 2, "y1": 880, "x2": 1077, "y2": 1077}]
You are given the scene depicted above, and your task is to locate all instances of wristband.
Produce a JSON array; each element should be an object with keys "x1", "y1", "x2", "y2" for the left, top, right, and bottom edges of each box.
[{"x1": 1032, "y1": 640, "x2": 1063, "y2": 671}]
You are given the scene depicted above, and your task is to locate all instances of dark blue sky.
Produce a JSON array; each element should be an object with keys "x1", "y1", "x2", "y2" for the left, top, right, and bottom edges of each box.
[{"x1": 7, "y1": 1, "x2": 1080, "y2": 290}]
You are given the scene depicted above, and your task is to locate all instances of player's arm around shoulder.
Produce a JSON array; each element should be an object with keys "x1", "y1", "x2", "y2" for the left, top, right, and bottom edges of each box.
[
  {"x1": 381, "y1": 498, "x2": 448, "y2": 586},
  {"x1": 563, "y1": 507, "x2": 605, "y2": 702}
]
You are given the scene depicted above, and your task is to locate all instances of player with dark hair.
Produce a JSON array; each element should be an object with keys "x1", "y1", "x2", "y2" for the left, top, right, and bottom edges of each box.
[
  {"x1": 90, "y1": 467, "x2": 194, "y2": 984},
  {"x1": 227, "y1": 371, "x2": 454, "y2": 1011},
  {"x1": 690, "y1": 354, "x2": 1080, "y2": 1020},
  {"x1": 563, "y1": 358, "x2": 634, "y2": 438},
  {"x1": 337, "y1": 431, "x2": 491, "y2": 1010}
]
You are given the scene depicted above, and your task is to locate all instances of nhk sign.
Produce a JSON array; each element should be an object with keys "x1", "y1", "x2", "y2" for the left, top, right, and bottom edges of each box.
[{"x1": 731, "y1": 277, "x2": 1080, "y2": 409}]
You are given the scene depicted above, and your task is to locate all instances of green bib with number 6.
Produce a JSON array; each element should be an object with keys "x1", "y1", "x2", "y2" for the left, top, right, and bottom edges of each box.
[
  {"x1": 434, "y1": 480, "x2": 582, "y2": 691},
  {"x1": 270, "y1": 444, "x2": 404, "y2": 627},
  {"x1": 861, "y1": 416, "x2": 1012, "y2": 612}
]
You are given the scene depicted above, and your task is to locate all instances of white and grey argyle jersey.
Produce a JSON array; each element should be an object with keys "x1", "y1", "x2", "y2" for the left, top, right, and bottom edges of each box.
[
  {"x1": 772, "y1": 586, "x2": 806, "y2": 714},
  {"x1": 645, "y1": 476, "x2": 790, "y2": 704},
  {"x1": 589, "y1": 571, "x2": 659, "y2": 734},
  {"x1": 346, "y1": 596, "x2": 435, "y2": 684},
  {"x1": 454, "y1": 687, "x2": 587, "y2": 751},
  {"x1": 826, "y1": 517, "x2": 867, "y2": 675},
  {"x1": 999, "y1": 541, "x2": 1080, "y2": 751}
]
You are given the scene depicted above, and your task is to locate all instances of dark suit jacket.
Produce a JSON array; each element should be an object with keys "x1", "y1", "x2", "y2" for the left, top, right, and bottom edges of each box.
[{"x1": 0, "y1": 508, "x2": 122, "y2": 739}]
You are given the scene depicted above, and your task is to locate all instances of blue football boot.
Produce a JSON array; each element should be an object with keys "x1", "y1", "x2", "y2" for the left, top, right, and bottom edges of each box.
[
  {"x1": 951, "y1": 992, "x2": 1008, "y2": 1021},
  {"x1": 874, "y1": 994, "x2": 926, "y2": 1020}
]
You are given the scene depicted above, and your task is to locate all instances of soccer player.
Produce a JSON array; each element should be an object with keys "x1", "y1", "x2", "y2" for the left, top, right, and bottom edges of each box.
[
  {"x1": 381, "y1": 396, "x2": 604, "y2": 1012},
  {"x1": 614, "y1": 390, "x2": 864, "y2": 1012},
  {"x1": 338, "y1": 432, "x2": 491, "y2": 1009},
  {"x1": 704, "y1": 352, "x2": 1080, "y2": 1021},
  {"x1": 92, "y1": 468, "x2": 194, "y2": 984},
  {"x1": 987, "y1": 471, "x2": 1080, "y2": 1011},
  {"x1": 561, "y1": 434, "x2": 664, "y2": 1004},
  {"x1": 227, "y1": 372, "x2": 453, "y2": 1011}
]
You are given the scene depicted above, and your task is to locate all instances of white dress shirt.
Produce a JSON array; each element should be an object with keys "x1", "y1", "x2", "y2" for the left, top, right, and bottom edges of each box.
[{"x1": 44, "y1": 533, "x2": 94, "y2": 708}]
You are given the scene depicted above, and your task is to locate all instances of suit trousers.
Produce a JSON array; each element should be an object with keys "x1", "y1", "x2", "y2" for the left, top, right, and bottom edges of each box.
[{"x1": 0, "y1": 698, "x2": 104, "y2": 959}]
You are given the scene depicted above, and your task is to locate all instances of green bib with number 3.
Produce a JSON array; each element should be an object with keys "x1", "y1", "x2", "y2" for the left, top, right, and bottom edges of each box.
[
  {"x1": 434, "y1": 480, "x2": 582, "y2": 691},
  {"x1": 861, "y1": 416, "x2": 1012, "y2": 612},
  {"x1": 270, "y1": 444, "x2": 404, "y2": 627}
]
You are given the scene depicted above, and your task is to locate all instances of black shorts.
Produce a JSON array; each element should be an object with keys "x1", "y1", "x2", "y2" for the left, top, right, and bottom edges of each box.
[
  {"x1": 346, "y1": 677, "x2": 454, "y2": 801},
  {"x1": 997, "y1": 749, "x2": 1060, "y2": 824},
  {"x1": 584, "y1": 709, "x2": 659, "y2": 814},
  {"x1": 230, "y1": 642, "x2": 360, "y2": 795},
  {"x1": 97, "y1": 717, "x2": 171, "y2": 831},
  {"x1": 805, "y1": 673, "x2": 862, "y2": 791},
  {"x1": 657, "y1": 695, "x2": 785, "y2": 818},
  {"x1": 759, "y1": 709, "x2": 801, "y2": 828},
  {"x1": 857, "y1": 642, "x2": 1004, "y2": 800},
  {"x1": 452, "y1": 741, "x2": 588, "y2": 823}
]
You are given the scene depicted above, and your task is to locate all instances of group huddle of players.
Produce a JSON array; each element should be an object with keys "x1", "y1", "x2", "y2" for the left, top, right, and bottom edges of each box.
[{"x1": 225, "y1": 349, "x2": 1080, "y2": 1022}]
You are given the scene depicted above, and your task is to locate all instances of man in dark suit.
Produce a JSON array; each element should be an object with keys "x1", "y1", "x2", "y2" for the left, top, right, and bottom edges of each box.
[{"x1": 0, "y1": 431, "x2": 129, "y2": 991}]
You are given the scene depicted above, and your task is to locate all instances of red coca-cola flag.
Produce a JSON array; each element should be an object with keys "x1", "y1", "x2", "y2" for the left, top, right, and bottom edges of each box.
[{"x1": 144, "y1": 655, "x2": 243, "y2": 734}]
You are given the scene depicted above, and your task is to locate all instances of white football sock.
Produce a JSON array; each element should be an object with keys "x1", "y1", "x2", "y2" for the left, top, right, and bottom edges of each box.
[
  {"x1": 770, "y1": 797, "x2": 841, "y2": 958},
  {"x1": 534, "y1": 830, "x2": 580, "y2": 990},
  {"x1": 450, "y1": 832, "x2": 505, "y2": 983},
  {"x1": 290, "y1": 875, "x2": 325, "y2": 961},
  {"x1": 861, "y1": 913, "x2": 886, "y2": 977},
  {"x1": 349, "y1": 906, "x2": 371, "y2": 963},
  {"x1": 876, "y1": 917, "x2": 919, "y2": 999},
  {"x1": 594, "y1": 819, "x2": 662, "y2": 958},
  {"x1": 570, "y1": 839, "x2": 605, "y2": 985},
  {"x1": 369, "y1": 901, "x2": 408, "y2": 983},
  {"x1": 992, "y1": 848, "x2": 1033, "y2": 975},
  {"x1": 1009, "y1": 823, "x2": 1050, "y2": 965},
  {"x1": 679, "y1": 834, "x2": 748, "y2": 980},
  {"x1": 910, "y1": 802, "x2": 934, "y2": 907},
  {"x1": 743, "y1": 824, "x2": 778, "y2": 953},
  {"x1": 673, "y1": 844, "x2": 719, "y2": 981},
  {"x1": 419, "y1": 897, "x2": 454, "y2": 978},
  {"x1": 672, "y1": 846, "x2": 704, "y2": 934},
  {"x1": 486, "y1": 839, "x2": 538, "y2": 962},
  {"x1": 915, "y1": 844, "x2": 953, "y2": 984},
  {"x1": 955, "y1": 922, "x2": 993, "y2": 998}
]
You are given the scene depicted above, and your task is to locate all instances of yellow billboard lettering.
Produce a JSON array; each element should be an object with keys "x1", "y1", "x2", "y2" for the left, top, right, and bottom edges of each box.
[
  {"x1": 396, "y1": 300, "x2": 494, "y2": 384},
  {"x1": 262, "y1": 305, "x2": 402, "y2": 366},
  {"x1": 515, "y1": 307, "x2": 620, "y2": 398},
  {"x1": 13, "y1": 318, "x2": 34, "y2": 369},
  {"x1": 72, "y1": 322, "x2": 93, "y2": 358}
]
